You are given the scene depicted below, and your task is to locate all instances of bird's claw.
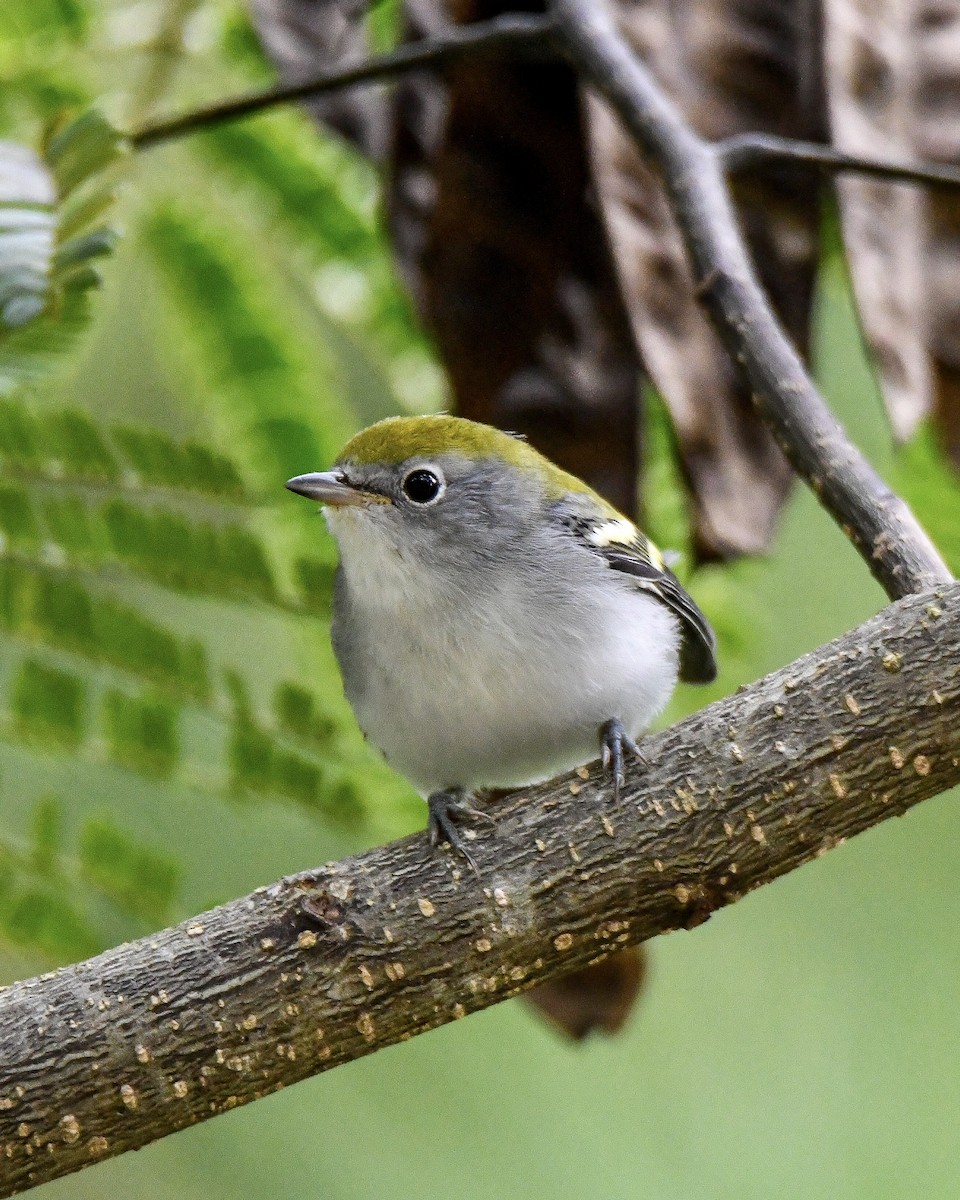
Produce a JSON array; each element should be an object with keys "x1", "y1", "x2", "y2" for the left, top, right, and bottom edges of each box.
[
  {"x1": 426, "y1": 790, "x2": 493, "y2": 877},
  {"x1": 599, "y1": 719, "x2": 647, "y2": 801}
]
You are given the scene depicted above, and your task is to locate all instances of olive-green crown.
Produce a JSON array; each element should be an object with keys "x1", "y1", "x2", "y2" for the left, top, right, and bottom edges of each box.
[{"x1": 336, "y1": 415, "x2": 615, "y2": 509}]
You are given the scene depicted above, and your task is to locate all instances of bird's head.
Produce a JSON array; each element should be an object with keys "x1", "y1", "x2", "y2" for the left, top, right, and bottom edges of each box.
[{"x1": 286, "y1": 415, "x2": 601, "y2": 577}]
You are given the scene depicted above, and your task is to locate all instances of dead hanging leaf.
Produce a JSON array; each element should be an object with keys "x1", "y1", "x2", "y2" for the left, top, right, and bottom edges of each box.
[
  {"x1": 587, "y1": 0, "x2": 824, "y2": 558},
  {"x1": 826, "y1": 0, "x2": 960, "y2": 462},
  {"x1": 387, "y1": 0, "x2": 644, "y2": 515},
  {"x1": 915, "y1": 1, "x2": 960, "y2": 464},
  {"x1": 524, "y1": 946, "x2": 647, "y2": 1040},
  {"x1": 248, "y1": 0, "x2": 390, "y2": 160},
  {"x1": 824, "y1": 0, "x2": 932, "y2": 443}
]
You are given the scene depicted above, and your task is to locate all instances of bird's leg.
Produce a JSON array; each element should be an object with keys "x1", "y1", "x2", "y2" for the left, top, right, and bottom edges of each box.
[
  {"x1": 426, "y1": 788, "x2": 494, "y2": 876},
  {"x1": 599, "y1": 718, "x2": 647, "y2": 801}
]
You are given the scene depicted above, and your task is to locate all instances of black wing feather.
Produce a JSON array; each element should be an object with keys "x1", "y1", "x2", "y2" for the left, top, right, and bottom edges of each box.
[
  {"x1": 603, "y1": 550, "x2": 717, "y2": 684},
  {"x1": 556, "y1": 507, "x2": 717, "y2": 684}
]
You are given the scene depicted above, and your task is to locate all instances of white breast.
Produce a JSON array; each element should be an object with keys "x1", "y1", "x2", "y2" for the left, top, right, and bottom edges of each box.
[{"x1": 329, "y1": 508, "x2": 681, "y2": 795}]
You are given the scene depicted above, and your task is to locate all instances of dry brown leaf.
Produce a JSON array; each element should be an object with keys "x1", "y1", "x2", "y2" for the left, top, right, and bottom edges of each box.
[
  {"x1": 523, "y1": 946, "x2": 647, "y2": 1040},
  {"x1": 911, "y1": 2, "x2": 960, "y2": 461},
  {"x1": 824, "y1": 0, "x2": 933, "y2": 442},
  {"x1": 587, "y1": 0, "x2": 823, "y2": 558},
  {"x1": 826, "y1": 0, "x2": 960, "y2": 461},
  {"x1": 387, "y1": 0, "x2": 644, "y2": 515}
]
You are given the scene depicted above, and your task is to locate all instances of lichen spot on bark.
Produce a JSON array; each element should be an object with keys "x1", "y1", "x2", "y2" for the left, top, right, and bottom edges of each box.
[{"x1": 58, "y1": 1116, "x2": 80, "y2": 1144}]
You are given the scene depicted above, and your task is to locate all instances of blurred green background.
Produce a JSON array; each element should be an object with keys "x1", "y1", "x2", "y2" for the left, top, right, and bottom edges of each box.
[{"x1": 3, "y1": 2, "x2": 960, "y2": 1198}]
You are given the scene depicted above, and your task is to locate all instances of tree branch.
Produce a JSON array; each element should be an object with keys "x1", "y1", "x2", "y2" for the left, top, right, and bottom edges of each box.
[
  {"x1": 129, "y1": 17, "x2": 960, "y2": 204},
  {"x1": 1, "y1": 582, "x2": 959, "y2": 1194},
  {"x1": 552, "y1": 0, "x2": 951, "y2": 601},
  {"x1": 720, "y1": 132, "x2": 960, "y2": 193},
  {"x1": 129, "y1": 13, "x2": 557, "y2": 149}
]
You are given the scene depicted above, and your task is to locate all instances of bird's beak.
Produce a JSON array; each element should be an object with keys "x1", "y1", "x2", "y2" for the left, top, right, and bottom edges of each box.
[{"x1": 285, "y1": 470, "x2": 388, "y2": 508}]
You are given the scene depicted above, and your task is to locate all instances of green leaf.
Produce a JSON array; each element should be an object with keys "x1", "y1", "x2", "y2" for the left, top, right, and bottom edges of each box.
[
  {"x1": 198, "y1": 116, "x2": 435, "y2": 390},
  {"x1": 1, "y1": 886, "x2": 101, "y2": 959},
  {"x1": 12, "y1": 657, "x2": 87, "y2": 749},
  {"x1": 6, "y1": 564, "x2": 212, "y2": 701},
  {"x1": 111, "y1": 425, "x2": 246, "y2": 499},
  {"x1": 0, "y1": 395, "x2": 40, "y2": 462},
  {"x1": 143, "y1": 203, "x2": 344, "y2": 479},
  {"x1": 0, "y1": 0, "x2": 89, "y2": 44},
  {"x1": 38, "y1": 494, "x2": 100, "y2": 556},
  {"x1": 44, "y1": 407, "x2": 118, "y2": 479},
  {"x1": 102, "y1": 688, "x2": 180, "y2": 778},
  {"x1": 100, "y1": 498, "x2": 278, "y2": 601},
  {"x1": 274, "y1": 681, "x2": 336, "y2": 746},
  {"x1": 228, "y1": 709, "x2": 362, "y2": 823},
  {"x1": 29, "y1": 793, "x2": 62, "y2": 874},
  {"x1": 0, "y1": 482, "x2": 40, "y2": 547},
  {"x1": 295, "y1": 556, "x2": 336, "y2": 614},
  {"x1": 79, "y1": 817, "x2": 180, "y2": 925},
  {"x1": 44, "y1": 109, "x2": 122, "y2": 199},
  {"x1": 199, "y1": 121, "x2": 378, "y2": 262}
]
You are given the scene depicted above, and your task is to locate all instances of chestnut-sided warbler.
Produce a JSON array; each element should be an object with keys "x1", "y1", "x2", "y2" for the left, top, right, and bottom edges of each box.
[{"x1": 287, "y1": 415, "x2": 716, "y2": 868}]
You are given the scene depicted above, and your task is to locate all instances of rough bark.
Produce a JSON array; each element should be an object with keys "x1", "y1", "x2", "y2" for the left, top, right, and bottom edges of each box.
[{"x1": 1, "y1": 582, "x2": 959, "y2": 1195}]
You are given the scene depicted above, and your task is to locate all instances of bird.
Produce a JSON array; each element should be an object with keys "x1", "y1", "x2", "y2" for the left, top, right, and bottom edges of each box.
[{"x1": 286, "y1": 414, "x2": 716, "y2": 870}]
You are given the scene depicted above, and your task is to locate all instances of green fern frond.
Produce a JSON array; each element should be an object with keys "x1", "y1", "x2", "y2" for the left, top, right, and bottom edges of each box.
[
  {"x1": 143, "y1": 201, "x2": 346, "y2": 479},
  {"x1": 198, "y1": 115, "x2": 441, "y2": 409},
  {"x1": 2, "y1": 562, "x2": 212, "y2": 701}
]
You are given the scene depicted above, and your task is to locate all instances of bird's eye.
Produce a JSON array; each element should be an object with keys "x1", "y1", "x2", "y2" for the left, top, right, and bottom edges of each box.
[{"x1": 402, "y1": 468, "x2": 444, "y2": 505}]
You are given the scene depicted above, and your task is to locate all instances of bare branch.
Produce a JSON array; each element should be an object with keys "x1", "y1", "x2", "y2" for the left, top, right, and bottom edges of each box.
[
  {"x1": 720, "y1": 132, "x2": 960, "y2": 193},
  {"x1": 130, "y1": 17, "x2": 960, "y2": 206},
  {"x1": 130, "y1": 13, "x2": 557, "y2": 149},
  {"x1": 553, "y1": 0, "x2": 951, "y2": 600},
  {"x1": 1, "y1": 582, "x2": 959, "y2": 1194}
]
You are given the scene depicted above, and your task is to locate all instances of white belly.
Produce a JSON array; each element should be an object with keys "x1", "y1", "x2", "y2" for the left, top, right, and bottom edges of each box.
[{"x1": 334, "y1": 556, "x2": 681, "y2": 795}]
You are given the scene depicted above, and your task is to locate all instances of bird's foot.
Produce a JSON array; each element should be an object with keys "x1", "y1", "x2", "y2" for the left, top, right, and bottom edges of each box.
[
  {"x1": 599, "y1": 718, "x2": 647, "y2": 801},
  {"x1": 427, "y1": 789, "x2": 494, "y2": 877}
]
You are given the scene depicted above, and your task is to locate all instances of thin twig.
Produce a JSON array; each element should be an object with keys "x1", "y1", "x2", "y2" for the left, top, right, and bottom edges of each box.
[
  {"x1": 720, "y1": 131, "x2": 960, "y2": 192},
  {"x1": 553, "y1": 0, "x2": 951, "y2": 600},
  {"x1": 131, "y1": 18, "x2": 960, "y2": 202},
  {"x1": 0, "y1": 582, "x2": 958, "y2": 1195},
  {"x1": 130, "y1": 13, "x2": 557, "y2": 149}
]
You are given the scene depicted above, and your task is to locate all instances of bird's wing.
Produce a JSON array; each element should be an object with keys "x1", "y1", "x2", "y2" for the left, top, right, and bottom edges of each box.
[{"x1": 558, "y1": 510, "x2": 718, "y2": 684}]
